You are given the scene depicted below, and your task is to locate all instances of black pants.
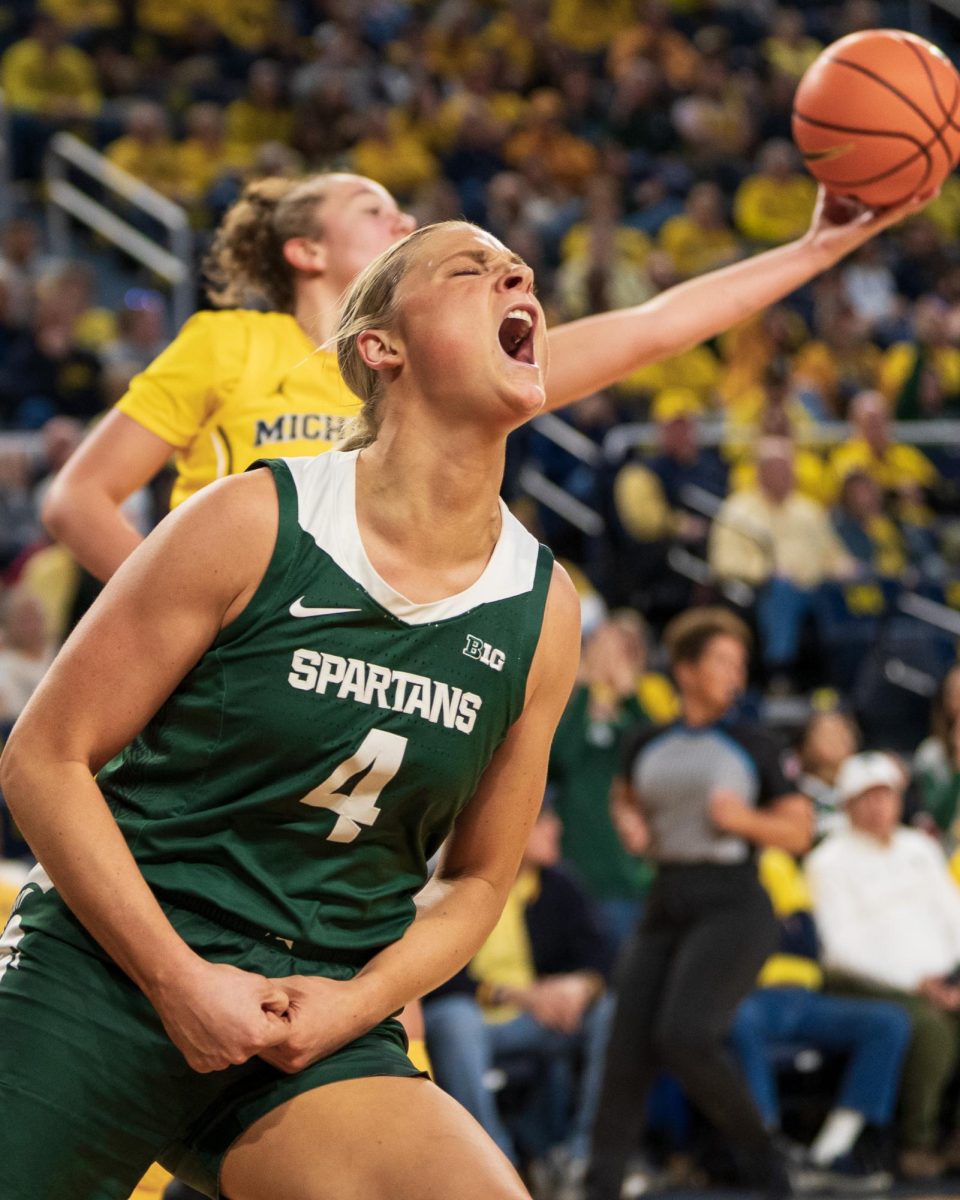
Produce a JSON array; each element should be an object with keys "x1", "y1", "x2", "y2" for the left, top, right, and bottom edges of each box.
[{"x1": 586, "y1": 863, "x2": 780, "y2": 1199}]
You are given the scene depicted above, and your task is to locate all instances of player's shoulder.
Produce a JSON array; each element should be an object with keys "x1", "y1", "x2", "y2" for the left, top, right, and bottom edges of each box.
[
  {"x1": 170, "y1": 464, "x2": 279, "y2": 535},
  {"x1": 177, "y1": 307, "x2": 296, "y2": 342},
  {"x1": 546, "y1": 558, "x2": 580, "y2": 617}
]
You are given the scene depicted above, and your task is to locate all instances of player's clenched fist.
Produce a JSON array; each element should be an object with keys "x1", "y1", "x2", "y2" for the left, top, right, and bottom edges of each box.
[
  {"x1": 259, "y1": 975, "x2": 374, "y2": 1074},
  {"x1": 150, "y1": 958, "x2": 290, "y2": 1073}
]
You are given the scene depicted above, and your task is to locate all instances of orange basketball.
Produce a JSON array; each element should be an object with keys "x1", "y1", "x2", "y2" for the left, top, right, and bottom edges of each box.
[{"x1": 792, "y1": 29, "x2": 960, "y2": 207}]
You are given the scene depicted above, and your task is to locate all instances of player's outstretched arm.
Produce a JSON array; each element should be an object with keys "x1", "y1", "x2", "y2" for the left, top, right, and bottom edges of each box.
[
  {"x1": 1, "y1": 470, "x2": 290, "y2": 1070},
  {"x1": 541, "y1": 184, "x2": 936, "y2": 413},
  {"x1": 258, "y1": 563, "x2": 582, "y2": 1075}
]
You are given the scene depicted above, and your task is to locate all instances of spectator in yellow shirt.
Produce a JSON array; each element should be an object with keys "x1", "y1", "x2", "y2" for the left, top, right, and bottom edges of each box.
[
  {"x1": 226, "y1": 60, "x2": 295, "y2": 159},
  {"x1": 734, "y1": 140, "x2": 818, "y2": 246},
  {"x1": 39, "y1": 0, "x2": 120, "y2": 33},
  {"x1": 792, "y1": 301, "x2": 880, "y2": 417},
  {"x1": 728, "y1": 389, "x2": 828, "y2": 505},
  {"x1": 761, "y1": 8, "x2": 823, "y2": 80},
  {"x1": 0, "y1": 15, "x2": 101, "y2": 119},
  {"x1": 719, "y1": 304, "x2": 810, "y2": 409},
  {"x1": 176, "y1": 103, "x2": 249, "y2": 217},
  {"x1": 349, "y1": 106, "x2": 440, "y2": 203},
  {"x1": 556, "y1": 176, "x2": 654, "y2": 319},
  {"x1": 504, "y1": 88, "x2": 598, "y2": 195},
  {"x1": 659, "y1": 182, "x2": 742, "y2": 280},
  {"x1": 0, "y1": 15, "x2": 102, "y2": 178},
  {"x1": 671, "y1": 58, "x2": 754, "y2": 169},
  {"x1": 548, "y1": 0, "x2": 633, "y2": 53},
  {"x1": 829, "y1": 390, "x2": 939, "y2": 502},
  {"x1": 879, "y1": 298, "x2": 960, "y2": 418},
  {"x1": 608, "y1": 0, "x2": 700, "y2": 91},
  {"x1": 105, "y1": 101, "x2": 181, "y2": 200},
  {"x1": 207, "y1": 0, "x2": 278, "y2": 52},
  {"x1": 832, "y1": 470, "x2": 909, "y2": 579}
]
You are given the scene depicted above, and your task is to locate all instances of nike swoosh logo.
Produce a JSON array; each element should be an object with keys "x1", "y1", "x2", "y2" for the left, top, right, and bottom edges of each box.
[{"x1": 289, "y1": 598, "x2": 363, "y2": 619}]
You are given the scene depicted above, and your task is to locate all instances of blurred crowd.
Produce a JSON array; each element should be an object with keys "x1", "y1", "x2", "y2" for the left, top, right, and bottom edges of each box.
[{"x1": 3, "y1": 1, "x2": 960, "y2": 1197}]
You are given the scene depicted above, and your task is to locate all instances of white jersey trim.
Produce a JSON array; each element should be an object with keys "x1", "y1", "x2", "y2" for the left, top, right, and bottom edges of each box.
[{"x1": 284, "y1": 450, "x2": 541, "y2": 626}]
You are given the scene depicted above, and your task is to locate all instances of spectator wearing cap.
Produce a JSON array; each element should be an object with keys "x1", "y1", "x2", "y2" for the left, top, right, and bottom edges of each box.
[
  {"x1": 614, "y1": 388, "x2": 726, "y2": 546},
  {"x1": 807, "y1": 752, "x2": 960, "y2": 1180},
  {"x1": 730, "y1": 849, "x2": 908, "y2": 1192}
]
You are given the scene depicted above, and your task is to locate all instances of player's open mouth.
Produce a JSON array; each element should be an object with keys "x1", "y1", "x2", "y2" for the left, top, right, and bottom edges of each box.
[{"x1": 498, "y1": 306, "x2": 537, "y2": 366}]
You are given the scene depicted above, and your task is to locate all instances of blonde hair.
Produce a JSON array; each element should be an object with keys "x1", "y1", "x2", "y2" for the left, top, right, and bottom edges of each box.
[
  {"x1": 335, "y1": 221, "x2": 478, "y2": 451},
  {"x1": 203, "y1": 174, "x2": 342, "y2": 312}
]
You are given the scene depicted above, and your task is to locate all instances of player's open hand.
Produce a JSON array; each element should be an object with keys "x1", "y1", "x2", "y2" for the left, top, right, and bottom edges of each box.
[
  {"x1": 151, "y1": 958, "x2": 290, "y2": 1074},
  {"x1": 804, "y1": 182, "x2": 941, "y2": 263},
  {"x1": 257, "y1": 974, "x2": 373, "y2": 1074}
]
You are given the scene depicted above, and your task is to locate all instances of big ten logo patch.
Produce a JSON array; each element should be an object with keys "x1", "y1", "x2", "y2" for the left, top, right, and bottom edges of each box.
[{"x1": 463, "y1": 634, "x2": 506, "y2": 672}]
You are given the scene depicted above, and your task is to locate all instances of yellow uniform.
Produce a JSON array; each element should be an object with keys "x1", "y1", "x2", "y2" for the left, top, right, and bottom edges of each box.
[{"x1": 116, "y1": 310, "x2": 360, "y2": 508}]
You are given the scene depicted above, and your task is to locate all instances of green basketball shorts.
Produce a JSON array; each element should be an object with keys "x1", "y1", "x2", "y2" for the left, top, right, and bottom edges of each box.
[{"x1": 0, "y1": 881, "x2": 424, "y2": 1199}]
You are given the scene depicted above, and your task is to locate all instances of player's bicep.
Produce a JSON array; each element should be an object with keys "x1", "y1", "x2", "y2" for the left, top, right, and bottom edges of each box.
[
  {"x1": 439, "y1": 566, "x2": 580, "y2": 895},
  {"x1": 14, "y1": 471, "x2": 277, "y2": 771}
]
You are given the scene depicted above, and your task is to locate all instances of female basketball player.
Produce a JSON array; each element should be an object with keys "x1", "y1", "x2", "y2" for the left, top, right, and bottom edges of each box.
[
  {"x1": 42, "y1": 172, "x2": 932, "y2": 583},
  {"x1": 0, "y1": 222, "x2": 579, "y2": 1200}
]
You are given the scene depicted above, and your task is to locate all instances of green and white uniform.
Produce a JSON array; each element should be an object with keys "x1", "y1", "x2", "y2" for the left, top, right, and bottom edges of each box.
[{"x1": 0, "y1": 449, "x2": 553, "y2": 1199}]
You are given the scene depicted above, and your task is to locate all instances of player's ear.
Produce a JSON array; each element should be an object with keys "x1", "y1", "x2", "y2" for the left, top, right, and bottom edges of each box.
[
  {"x1": 356, "y1": 329, "x2": 403, "y2": 373},
  {"x1": 283, "y1": 236, "x2": 327, "y2": 275}
]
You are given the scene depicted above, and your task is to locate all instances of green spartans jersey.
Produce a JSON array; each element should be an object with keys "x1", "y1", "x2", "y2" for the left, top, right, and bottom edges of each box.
[{"x1": 93, "y1": 450, "x2": 554, "y2": 953}]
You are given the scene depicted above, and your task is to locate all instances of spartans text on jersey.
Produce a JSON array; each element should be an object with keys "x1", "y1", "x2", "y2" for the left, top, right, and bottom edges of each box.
[{"x1": 288, "y1": 649, "x2": 482, "y2": 734}]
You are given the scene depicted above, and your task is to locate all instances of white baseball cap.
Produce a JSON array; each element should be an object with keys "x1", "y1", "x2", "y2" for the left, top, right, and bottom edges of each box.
[{"x1": 836, "y1": 752, "x2": 903, "y2": 804}]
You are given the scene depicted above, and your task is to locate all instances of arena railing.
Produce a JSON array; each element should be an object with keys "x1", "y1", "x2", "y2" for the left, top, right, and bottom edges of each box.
[
  {"x1": 525, "y1": 415, "x2": 960, "y2": 535},
  {"x1": 43, "y1": 132, "x2": 193, "y2": 329},
  {"x1": 602, "y1": 418, "x2": 960, "y2": 463}
]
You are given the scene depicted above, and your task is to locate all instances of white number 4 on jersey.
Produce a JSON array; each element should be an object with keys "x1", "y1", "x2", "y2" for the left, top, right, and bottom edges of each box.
[{"x1": 299, "y1": 729, "x2": 408, "y2": 843}]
